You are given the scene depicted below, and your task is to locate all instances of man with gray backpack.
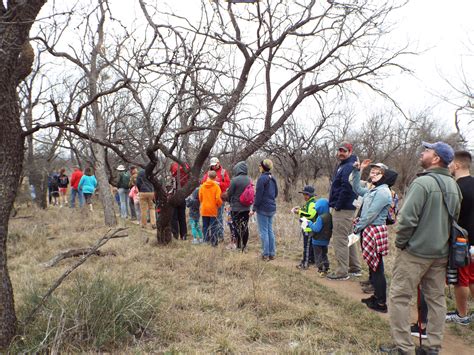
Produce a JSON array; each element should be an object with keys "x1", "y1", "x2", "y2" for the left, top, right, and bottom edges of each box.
[{"x1": 381, "y1": 141, "x2": 462, "y2": 355}]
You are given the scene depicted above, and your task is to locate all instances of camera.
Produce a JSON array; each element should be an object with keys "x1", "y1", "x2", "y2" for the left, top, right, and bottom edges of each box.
[{"x1": 446, "y1": 267, "x2": 458, "y2": 285}]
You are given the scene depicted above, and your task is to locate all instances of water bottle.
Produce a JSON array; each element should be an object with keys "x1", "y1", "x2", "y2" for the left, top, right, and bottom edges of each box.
[{"x1": 454, "y1": 237, "x2": 468, "y2": 266}]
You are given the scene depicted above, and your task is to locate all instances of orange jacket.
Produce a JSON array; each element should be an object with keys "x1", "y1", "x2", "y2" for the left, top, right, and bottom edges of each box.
[{"x1": 199, "y1": 179, "x2": 223, "y2": 217}]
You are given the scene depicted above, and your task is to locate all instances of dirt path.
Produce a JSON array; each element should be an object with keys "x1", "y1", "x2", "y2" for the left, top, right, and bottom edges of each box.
[{"x1": 272, "y1": 257, "x2": 472, "y2": 355}]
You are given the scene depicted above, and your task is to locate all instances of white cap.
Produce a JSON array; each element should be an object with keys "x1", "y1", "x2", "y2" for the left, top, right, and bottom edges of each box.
[
  {"x1": 210, "y1": 157, "x2": 219, "y2": 166},
  {"x1": 116, "y1": 165, "x2": 126, "y2": 171}
]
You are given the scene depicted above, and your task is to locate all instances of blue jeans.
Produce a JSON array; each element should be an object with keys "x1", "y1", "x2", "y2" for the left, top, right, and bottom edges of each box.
[
  {"x1": 202, "y1": 216, "x2": 218, "y2": 246},
  {"x1": 257, "y1": 212, "x2": 276, "y2": 257},
  {"x1": 118, "y1": 188, "x2": 130, "y2": 218},
  {"x1": 70, "y1": 188, "x2": 84, "y2": 208}
]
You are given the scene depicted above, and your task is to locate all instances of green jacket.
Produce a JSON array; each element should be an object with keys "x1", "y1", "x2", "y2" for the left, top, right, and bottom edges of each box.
[
  {"x1": 298, "y1": 196, "x2": 317, "y2": 233},
  {"x1": 395, "y1": 167, "x2": 462, "y2": 259}
]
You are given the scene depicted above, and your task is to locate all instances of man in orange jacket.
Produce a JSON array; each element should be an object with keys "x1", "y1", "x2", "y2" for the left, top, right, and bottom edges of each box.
[{"x1": 199, "y1": 170, "x2": 223, "y2": 247}]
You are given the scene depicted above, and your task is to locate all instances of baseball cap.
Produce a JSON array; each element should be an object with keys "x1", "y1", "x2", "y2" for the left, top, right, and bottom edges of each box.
[
  {"x1": 422, "y1": 141, "x2": 455, "y2": 165},
  {"x1": 369, "y1": 163, "x2": 388, "y2": 171},
  {"x1": 338, "y1": 141, "x2": 353, "y2": 153},
  {"x1": 210, "y1": 157, "x2": 219, "y2": 166}
]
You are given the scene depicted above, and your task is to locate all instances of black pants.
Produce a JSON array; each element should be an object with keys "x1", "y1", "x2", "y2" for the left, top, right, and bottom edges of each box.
[
  {"x1": 313, "y1": 245, "x2": 329, "y2": 272},
  {"x1": 231, "y1": 211, "x2": 249, "y2": 250},
  {"x1": 171, "y1": 204, "x2": 187, "y2": 239},
  {"x1": 302, "y1": 232, "x2": 315, "y2": 265},
  {"x1": 369, "y1": 255, "x2": 387, "y2": 304},
  {"x1": 418, "y1": 290, "x2": 428, "y2": 324}
]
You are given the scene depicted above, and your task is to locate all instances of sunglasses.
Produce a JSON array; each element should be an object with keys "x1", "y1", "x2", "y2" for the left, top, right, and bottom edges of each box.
[{"x1": 338, "y1": 148, "x2": 349, "y2": 153}]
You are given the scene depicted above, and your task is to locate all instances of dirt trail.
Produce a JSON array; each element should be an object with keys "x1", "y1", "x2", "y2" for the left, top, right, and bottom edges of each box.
[{"x1": 272, "y1": 258, "x2": 472, "y2": 355}]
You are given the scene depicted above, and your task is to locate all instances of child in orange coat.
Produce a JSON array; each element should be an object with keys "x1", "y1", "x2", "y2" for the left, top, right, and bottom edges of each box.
[{"x1": 199, "y1": 170, "x2": 223, "y2": 246}]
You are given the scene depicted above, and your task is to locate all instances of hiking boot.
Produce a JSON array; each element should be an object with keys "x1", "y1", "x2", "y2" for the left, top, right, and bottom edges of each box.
[
  {"x1": 361, "y1": 295, "x2": 377, "y2": 304},
  {"x1": 269, "y1": 255, "x2": 275, "y2": 260},
  {"x1": 445, "y1": 311, "x2": 471, "y2": 325},
  {"x1": 318, "y1": 270, "x2": 328, "y2": 278},
  {"x1": 326, "y1": 272, "x2": 349, "y2": 281},
  {"x1": 366, "y1": 300, "x2": 387, "y2": 313},
  {"x1": 379, "y1": 344, "x2": 409, "y2": 354},
  {"x1": 359, "y1": 279, "x2": 371, "y2": 287},
  {"x1": 362, "y1": 284, "x2": 375, "y2": 294},
  {"x1": 410, "y1": 323, "x2": 427, "y2": 339},
  {"x1": 262, "y1": 255, "x2": 270, "y2": 261},
  {"x1": 349, "y1": 271, "x2": 362, "y2": 277}
]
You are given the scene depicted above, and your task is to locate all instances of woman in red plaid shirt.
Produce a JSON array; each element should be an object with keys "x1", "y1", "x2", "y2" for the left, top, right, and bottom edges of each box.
[{"x1": 351, "y1": 159, "x2": 398, "y2": 313}]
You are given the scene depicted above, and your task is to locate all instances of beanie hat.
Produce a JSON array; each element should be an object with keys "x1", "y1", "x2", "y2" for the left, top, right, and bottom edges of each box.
[{"x1": 260, "y1": 159, "x2": 273, "y2": 171}]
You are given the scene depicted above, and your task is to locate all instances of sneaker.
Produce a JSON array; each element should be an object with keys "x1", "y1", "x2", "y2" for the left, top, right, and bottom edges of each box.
[
  {"x1": 192, "y1": 239, "x2": 199, "y2": 245},
  {"x1": 296, "y1": 263, "x2": 309, "y2": 270},
  {"x1": 262, "y1": 255, "x2": 270, "y2": 261},
  {"x1": 366, "y1": 300, "x2": 387, "y2": 313},
  {"x1": 226, "y1": 243, "x2": 237, "y2": 250},
  {"x1": 269, "y1": 255, "x2": 275, "y2": 260},
  {"x1": 445, "y1": 311, "x2": 471, "y2": 325},
  {"x1": 349, "y1": 271, "x2": 362, "y2": 277},
  {"x1": 326, "y1": 273, "x2": 349, "y2": 281},
  {"x1": 410, "y1": 323, "x2": 427, "y2": 339},
  {"x1": 318, "y1": 271, "x2": 328, "y2": 278}
]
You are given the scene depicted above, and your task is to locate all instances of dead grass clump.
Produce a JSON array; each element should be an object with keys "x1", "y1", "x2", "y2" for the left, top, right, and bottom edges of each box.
[{"x1": 10, "y1": 273, "x2": 158, "y2": 353}]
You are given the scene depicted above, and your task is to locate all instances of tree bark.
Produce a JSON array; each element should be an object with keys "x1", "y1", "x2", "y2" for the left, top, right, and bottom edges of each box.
[{"x1": 0, "y1": 1, "x2": 47, "y2": 348}]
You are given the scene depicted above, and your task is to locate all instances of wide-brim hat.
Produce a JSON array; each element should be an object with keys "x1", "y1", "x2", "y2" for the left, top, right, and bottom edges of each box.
[
  {"x1": 116, "y1": 165, "x2": 126, "y2": 171},
  {"x1": 298, "y1": 185, "x2": 315, "y2": 196}
]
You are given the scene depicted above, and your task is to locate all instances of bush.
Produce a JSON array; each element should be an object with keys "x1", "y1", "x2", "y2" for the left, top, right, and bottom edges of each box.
[{"x1": 11, "y1": 274, "x2": 158, "y2": 352}]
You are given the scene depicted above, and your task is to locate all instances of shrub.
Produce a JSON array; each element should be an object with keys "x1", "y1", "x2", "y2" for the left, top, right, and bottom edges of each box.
[{"x1": 11, "y1": 274, "x2": 158, "y2": 353}]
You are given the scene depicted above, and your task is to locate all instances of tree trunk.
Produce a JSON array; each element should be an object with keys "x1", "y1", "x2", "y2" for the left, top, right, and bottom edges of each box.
[
  {"x1": 156, "y1": 204, "x2": 174, "y2": 244},
  {"x1": 93, "y1": 144, "x2": 117, "y2": 226},
  {"x1": 0, "y1": 81, "x2": 23, "y2": 349}
]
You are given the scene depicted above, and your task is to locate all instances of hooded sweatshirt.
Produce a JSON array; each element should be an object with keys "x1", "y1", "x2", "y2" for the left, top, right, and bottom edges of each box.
[
  {"x1": 199, "y1": 179, "x2": 222, "y2": 217},
  {"x1": 308, "y1": 198, "x2": 333, "y2": 246},
  {"x1": 226, "y1": 161, "x2": 251, "y2": 212}
]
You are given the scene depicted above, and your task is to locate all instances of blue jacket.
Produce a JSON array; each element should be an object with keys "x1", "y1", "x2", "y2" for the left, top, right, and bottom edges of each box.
[
  {"x1": 329, "y1": 155, "x2": 358, "y2": 210},
  {"x1": 308, "y1": 198, "x2": 332, "y2": 246},
  {"x1": 78, "y1": 175, "x2": 97, "y2": 194},
  {"x1": 253, "y1": 172, "x2": 278, "y2": 215},
  {"x1": 351, "y1": 169, "x2": 392, "y2": 233},
  {"x1": 186, "y1": 187, "x2": 201, "y2": 220}
]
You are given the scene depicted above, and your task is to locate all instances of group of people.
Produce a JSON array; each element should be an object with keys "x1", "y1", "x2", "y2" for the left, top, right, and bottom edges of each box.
[
  {"x1": 48, "y1": 166, "x2": 97, "y2": 211},
  {"x1": 300, "y1": 140, "x2": 473, "y2": 355},
  {"x1": 185, "y1": 158, "x2": 278, "y2": 260}
]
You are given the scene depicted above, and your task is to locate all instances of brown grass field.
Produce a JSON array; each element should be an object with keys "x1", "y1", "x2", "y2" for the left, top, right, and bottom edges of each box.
[{"x1": 7, "y1": 192, "x2": 474, "y2": 353}]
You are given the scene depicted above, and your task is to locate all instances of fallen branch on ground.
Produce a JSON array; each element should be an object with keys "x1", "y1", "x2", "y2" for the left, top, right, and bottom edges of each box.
[
  {"x1": 22, "y1": 228, "x2": 128, "y2": 328},
  {"x1": 41, "y1": 248, "x2": 118, "y2": 268}
]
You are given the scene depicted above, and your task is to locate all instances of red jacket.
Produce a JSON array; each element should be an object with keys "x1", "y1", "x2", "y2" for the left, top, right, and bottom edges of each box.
[
  {"x1": 70, "y1": 169, "x2": 83, "y2": 190},
  {"x1": 170, "y1": 162, "x2": 190, "y2": 189},
  {"x1": 201, "y1": 166, "x2": 230, "y2": 193}
]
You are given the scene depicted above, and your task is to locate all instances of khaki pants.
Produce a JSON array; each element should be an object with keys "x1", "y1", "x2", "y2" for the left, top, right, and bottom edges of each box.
[
  {"x1": 139, "y1": 192, "x2": 156, "y2": 227},
  {"x1": 389, "y1": 249, "x2": 447, "y2": 353},
  {"x1": 332, "y1": 209, "x2": 361, "y2": 276}
]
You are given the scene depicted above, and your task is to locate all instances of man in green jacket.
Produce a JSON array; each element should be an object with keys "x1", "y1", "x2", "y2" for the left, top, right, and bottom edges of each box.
[{"x1": 381, "y1": 141, "x2": 462, "y2": 355}]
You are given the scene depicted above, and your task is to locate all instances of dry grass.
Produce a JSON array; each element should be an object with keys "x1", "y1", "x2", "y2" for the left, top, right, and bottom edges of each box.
[{"x1": 7, "y1": 196, "x2": 473, "y2": 352}]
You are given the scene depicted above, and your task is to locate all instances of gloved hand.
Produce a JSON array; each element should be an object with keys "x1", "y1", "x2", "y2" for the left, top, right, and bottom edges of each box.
[{"x1": 299, "y1": 217, "x2": 308, "y2": 230}]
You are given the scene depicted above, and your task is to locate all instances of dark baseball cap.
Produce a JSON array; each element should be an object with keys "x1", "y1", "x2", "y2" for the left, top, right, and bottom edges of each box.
[{"x1": 299, "y1": 185, "x2": 315, "y2": 196}]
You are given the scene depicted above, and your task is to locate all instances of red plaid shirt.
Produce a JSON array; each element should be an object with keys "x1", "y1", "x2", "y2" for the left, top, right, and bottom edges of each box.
[{"x1": 361, "y1": 225, "x2": 389, "y2": 271}]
